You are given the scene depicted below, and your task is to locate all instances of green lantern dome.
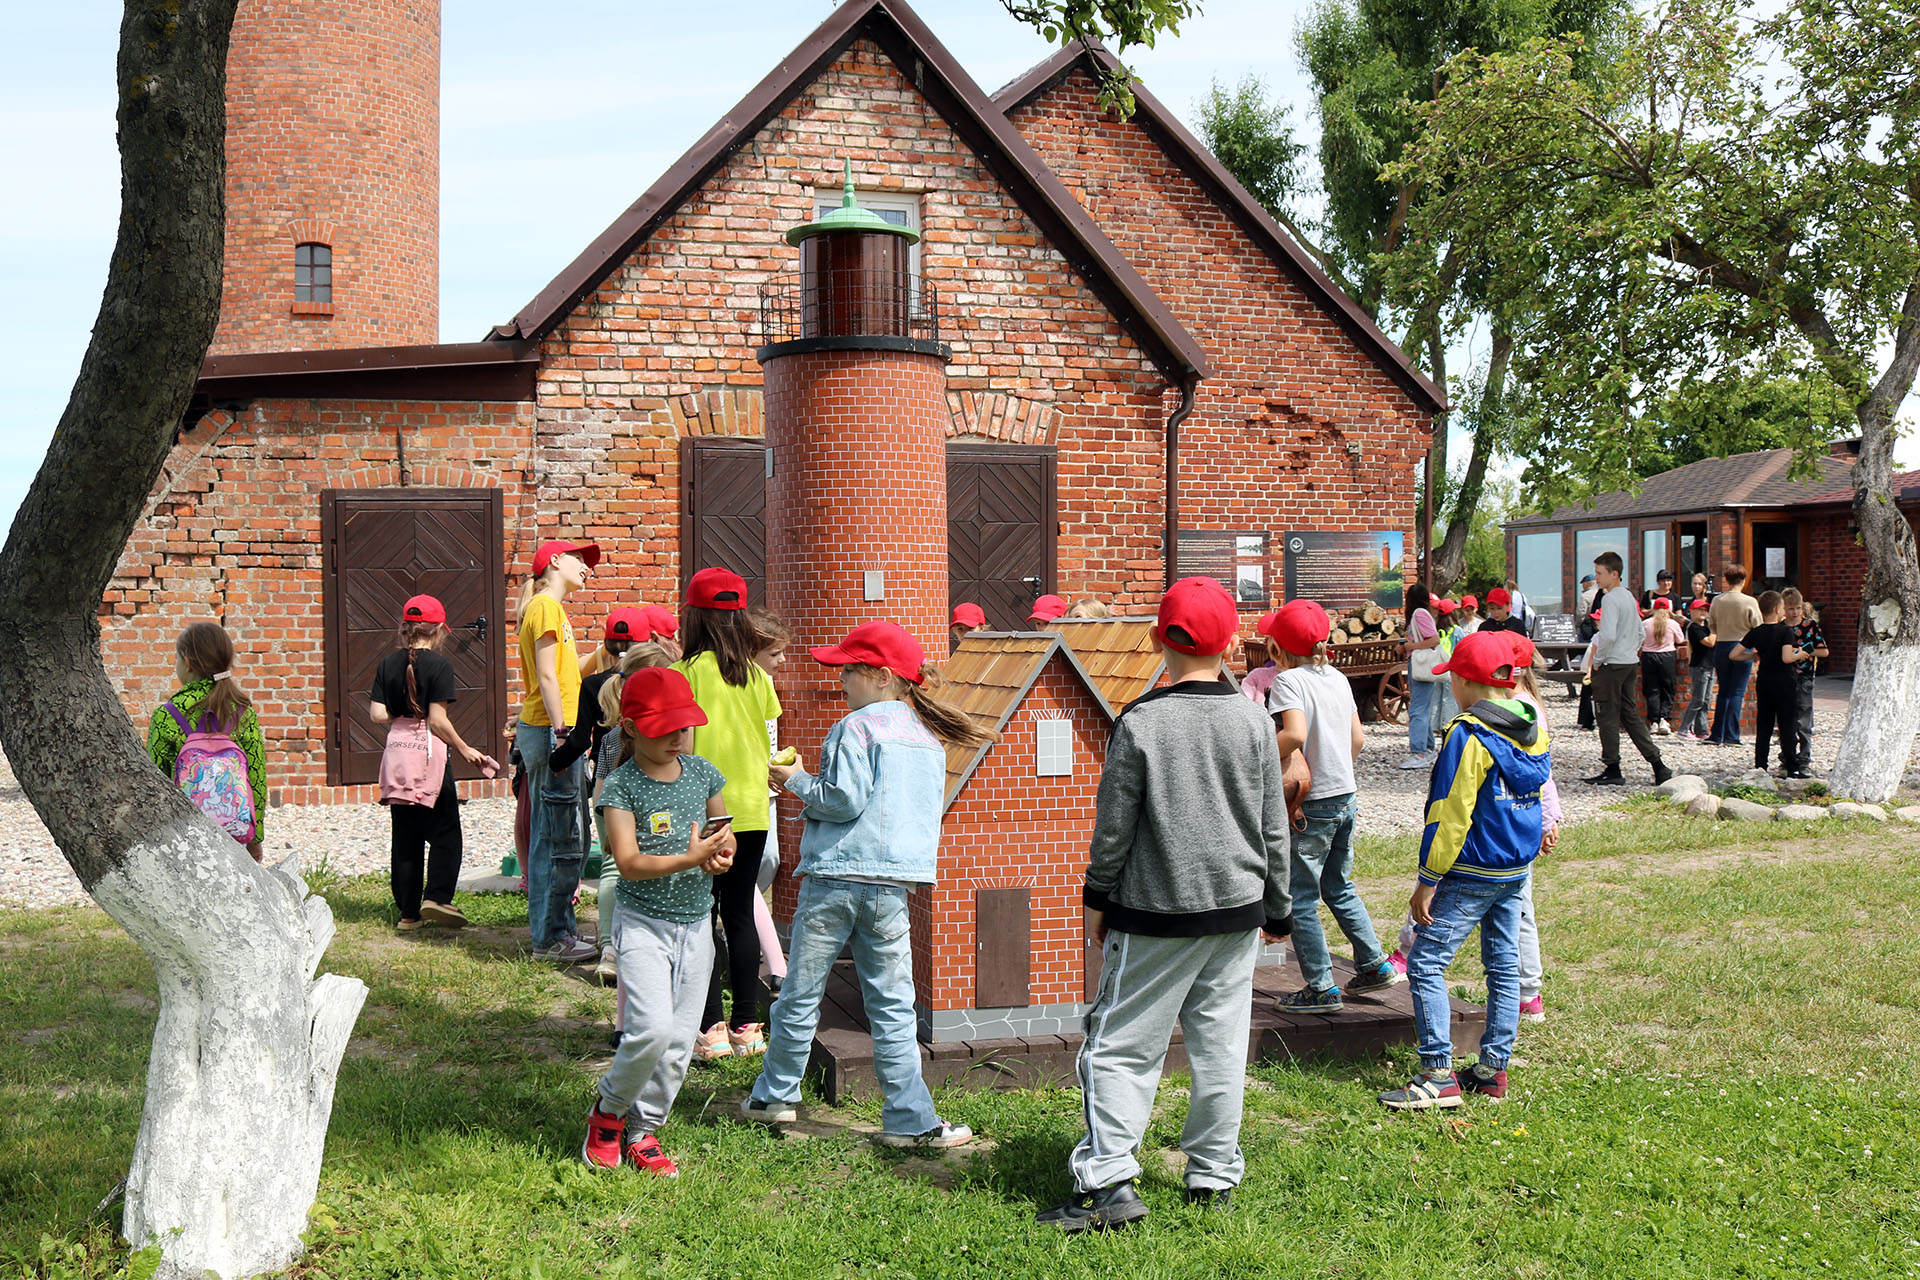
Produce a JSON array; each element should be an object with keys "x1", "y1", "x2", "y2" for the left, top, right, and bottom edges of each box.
[{"x1": 785, "y1": 160, "x2": 920, "y2": 247}]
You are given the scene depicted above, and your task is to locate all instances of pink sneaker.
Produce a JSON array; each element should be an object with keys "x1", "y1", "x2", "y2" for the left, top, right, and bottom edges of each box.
[
  {"x1": 1388, "y1": 949, "x2": 1408, "y2": 975},
  {"x1": 1519, "y1": 995, "x2": 1545, "y2": 1023}
]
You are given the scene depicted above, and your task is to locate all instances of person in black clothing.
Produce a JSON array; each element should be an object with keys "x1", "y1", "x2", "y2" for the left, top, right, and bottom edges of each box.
[
  {"x1": 1676, "y1": 599, "x2": 1717, "y2": 740},
  {"x1": 1781, "y1": 589, "x2": 1829, "y2": 778},
  {"x1": 1731, "y1": 590, "x2": 1810, "y2": 773},
  {"x1": 1575, "y1": 607, "x2": 1600, "y2": 730},
  {"x1": 1641, "y1": 570, "x2": 1677, "y2": 613},
  {"x1": 1479, "y1": 587, "x2": 1528, "y2": 637},
  {"x1": 370, "y1": 594, "x2": 498, "y2": 930}
]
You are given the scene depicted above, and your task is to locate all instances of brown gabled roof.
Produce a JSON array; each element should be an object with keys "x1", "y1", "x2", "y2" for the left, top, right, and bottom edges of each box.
[
  {"x1": 490, "y1": 0, "x2": 1209, "y2": 385},
  {"x1": 939, "y1": 631, "x2": 1114, "y2": 810},
  {"x1": 1800, "y1": 467, "x2": 1920, "y2": 509},
  {"x1": 1505, "y1": 448, "x2": 1859, "y2": 529},
  {"x1": 194, "y1": 340, "x2": 541, "y2": 402},
  {"x1": 993, "y1": 45, "x2": 1445, "y2": 414},
  {"x1": 1048, "y1": 616, "x2": 1167, "y2": 714}
]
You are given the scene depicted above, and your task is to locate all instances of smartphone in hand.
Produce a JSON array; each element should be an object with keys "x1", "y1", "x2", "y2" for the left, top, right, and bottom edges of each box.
[{"x1": 701, "y1": 815, "x2": 734, "y2": 840}]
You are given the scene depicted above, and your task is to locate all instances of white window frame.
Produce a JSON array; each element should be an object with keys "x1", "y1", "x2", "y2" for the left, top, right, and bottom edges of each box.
[
  {"x1": 814, "y1": 188, "x2": 923, "y2": 312},
  {"x1": 1035, "y1": 717, "x2": 1073, "y2": 777}
]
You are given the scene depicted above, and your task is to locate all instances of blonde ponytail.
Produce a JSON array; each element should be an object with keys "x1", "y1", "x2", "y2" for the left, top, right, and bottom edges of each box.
[
  {"x1": 899, "y1": 663, "x2": 994, "y2": 748},
  {"x1": 596, "y1": 642, "x2": 672, "y2": 733}
]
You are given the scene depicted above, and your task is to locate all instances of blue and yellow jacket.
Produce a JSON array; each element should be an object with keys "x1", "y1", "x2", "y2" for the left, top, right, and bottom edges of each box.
[{"x1": 1417, "y1": 698, "x2": 1552, "y2": 886}]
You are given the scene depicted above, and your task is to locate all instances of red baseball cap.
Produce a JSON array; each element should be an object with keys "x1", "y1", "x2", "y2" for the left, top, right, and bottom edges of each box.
[
  {"x1": 1651, "y1": 596, "x2": 1673, "y2": 610},
  {"x1": 640, "y1": 604, "x2": 680, "y2": 638},
  {"x1": 687, "y1": 567, "x2": 748, "y2": 610},
  {"x1": 532, "y1": 539, "x2": 600, "y2": 577},
  {"x1": 604, "y1": 606, "x2": 649, "y2": 643},
  {"x1": 952, "y1": 602, "x2": 987, "y2": 629},
  {"x1": 1436, "y1": 597, "x2": 1457, "y2": 614},
  {"x1": 1688, "y1": 598, "x2": 1710, "y2": 611},
  {"x1": 1155, "y1": 577, "x2": 1239, "y2": 657},
  {"x1": 401, "y1": 595, "x2": 446, "y2": 626},
  {"x1": 810, "y1": 620, "x2": 927, "y2": 684},
  {"x1": 1590, "y1": 609, "x2": 1603, "y2": 620},
  {"x1": 1460, "y1": 594, "x2": 1479, "y2": 612},
  {"x1": 1505, "y1": 633, "x2": 1537, "y2": 667},
  {"x1": 1028, "y1": 594, "x2": 1068, "y2": 623},
  {"x1": 1486, "y1": 587, "x2": 1512, "y2": 607},
  {"x1": 619, "y1": 667, "x2": 707, "y2": 737},
  {"x1": 1262, "y1": 598, "x2": 1331, "y2": 657},
  {"x1": 1433, "y1": 629, "x2": 1519, "y2": 689}
]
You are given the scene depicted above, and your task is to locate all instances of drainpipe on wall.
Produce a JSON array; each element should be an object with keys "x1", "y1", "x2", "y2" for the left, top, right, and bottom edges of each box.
[{"x1": 1164, "y1": 377, "x2": 1199, "y2": 589}]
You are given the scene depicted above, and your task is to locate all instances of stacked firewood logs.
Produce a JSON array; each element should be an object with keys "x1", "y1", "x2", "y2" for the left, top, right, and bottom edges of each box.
[{"x1": 1326, "y1": 604, "x2": 1400, "y2": 645}]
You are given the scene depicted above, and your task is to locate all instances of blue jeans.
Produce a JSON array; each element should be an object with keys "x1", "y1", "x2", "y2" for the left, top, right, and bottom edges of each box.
[
  {"x1": 750, "y1": 876, "x2": 940, "y2": 1136},
  {"x1": 1408, "y1": 673, "x2": 1438, "y2": 756},
  {"x1": 515, "y1": 721, "x2": 586, "y2": 949},
  {"x1": 1710, "y1": 642, "x2": 1752, "y2": 745},
  {"x1": 1407, "y1": 874, "x2": 1526, "y2": 1072},
  {"x1": 1678, "y1": 662, "x2": 1715, "y2": 737},
  {"x1": 1287, "y1": 794, "x2": 1387, "y2": 991}
]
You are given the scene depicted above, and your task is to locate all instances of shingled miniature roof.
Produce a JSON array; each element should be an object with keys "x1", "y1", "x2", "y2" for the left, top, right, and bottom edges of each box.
[
  {"x1": 1047, "y1": 617, "x2": 1168, "y2": 716},
  {"x1": 939, "y1": 631, "x2": 1113, "y2": 810},
  {"x1": 491, "y1": 0, "x2": 1209, "y2": 385},
  {"x1": 993, "y1": 44, "x2": 1444, "y2": 414}
]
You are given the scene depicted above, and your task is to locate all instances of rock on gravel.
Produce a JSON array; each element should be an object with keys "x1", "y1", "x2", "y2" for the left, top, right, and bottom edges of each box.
[
  {"x1": 1774, "y1": 804, "x2": 1826, "y2": 822},
  {"x1": 1830, "y1": 801, "x2": 1888, "y2": 822},
  {"x1": 1718, "y1": 797, "x2": 1775, "y2": 821},
  {"x1": 1736, "y1": 769, "x2": 1779, "y2": 793},
  {"x1": 1658, "y1": 775, "x2": 1709, "y2": 804},
  {"x1": 1686, "y1": 793, "x2": 1723, "y2": 818},
  {"x1": 1892, "y1": 806, "x2": 1920, "y2": 824}
]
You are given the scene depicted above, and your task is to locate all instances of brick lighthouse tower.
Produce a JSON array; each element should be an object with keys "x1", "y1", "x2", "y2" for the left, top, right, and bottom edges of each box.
[
  {"x1": 213, "y1": 0, "x2": 440, "y2": 356},
  {"x1": 759, "y1": 164, "x2": 952, "y2": 773}
]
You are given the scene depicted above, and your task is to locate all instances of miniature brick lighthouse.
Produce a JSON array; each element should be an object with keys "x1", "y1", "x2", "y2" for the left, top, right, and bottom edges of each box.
[{"x1": 758, "y1": 165, "x2": 952, "y2": 764}]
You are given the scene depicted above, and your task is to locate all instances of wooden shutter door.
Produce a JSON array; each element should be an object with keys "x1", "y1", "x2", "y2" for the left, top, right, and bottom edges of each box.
[
  {"x1": 947, "y1": 446, "x2": 1056, "y2": 630},
  {"x1": 322, "y1": 489, "x2": 505, "y2": 786},
  {"x1": 680, "y1": 438, "x2": 768, "y2": 606}
]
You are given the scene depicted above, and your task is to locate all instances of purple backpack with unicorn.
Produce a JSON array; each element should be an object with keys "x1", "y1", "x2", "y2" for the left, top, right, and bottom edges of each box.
[{"x1": 163, "y1": 702, "x2": 258, "y2": 846}]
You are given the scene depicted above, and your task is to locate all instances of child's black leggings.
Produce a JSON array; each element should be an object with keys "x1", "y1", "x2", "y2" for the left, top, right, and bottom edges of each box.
[
  {"x1": 390, "y1": 777, "x2": 462, "y2": 919},
  {"x1": 1754, "y1": 683, "x2": 1794, "y2": 771},
  {"x1": 702, "y1": 829, "x2": 769, "y2": 1031}
]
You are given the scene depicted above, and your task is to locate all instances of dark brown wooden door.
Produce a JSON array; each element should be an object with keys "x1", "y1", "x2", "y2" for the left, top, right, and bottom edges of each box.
[
  {"x1": 680, "y1": 438, "x2": 767, "y2": 607},
  {"x1": 321, "y1": 489, "x2": 506, "y2": 786},
  {"x1": 948, "y1": 445, "x2": 1056, "y2": 630}
]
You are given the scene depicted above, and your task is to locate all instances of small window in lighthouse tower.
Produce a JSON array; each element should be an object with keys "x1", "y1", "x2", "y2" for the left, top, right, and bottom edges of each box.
[
  {"x1": 295, "y1": 243, "x2": 332, "y2": 305},
  {"x1": 1036, "y1": 717, "x2": 1073, "y2": 777}
]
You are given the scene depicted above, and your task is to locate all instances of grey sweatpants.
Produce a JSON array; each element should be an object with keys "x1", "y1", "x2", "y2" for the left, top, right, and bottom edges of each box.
[
  {"x1": 1069, "y1": 928, "x2": 1260, "y2": 1193},
  {"x1": 595, "y1": 900, "x2": 713, "y2": 1132}
]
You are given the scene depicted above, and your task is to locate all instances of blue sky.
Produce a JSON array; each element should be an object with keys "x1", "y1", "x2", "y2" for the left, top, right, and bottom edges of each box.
[{"x1": 7, "y1": 2, "x2": 1898, "y2": 541}]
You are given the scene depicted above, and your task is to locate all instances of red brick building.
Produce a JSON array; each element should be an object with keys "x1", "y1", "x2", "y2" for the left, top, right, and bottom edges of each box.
[{"x1": 104, "y1": 0, "x2": 1440, "y2": 805}]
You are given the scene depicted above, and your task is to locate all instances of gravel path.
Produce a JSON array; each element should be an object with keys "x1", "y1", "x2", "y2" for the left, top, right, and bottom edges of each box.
[{"x1": 0, "y1": 675, "x2": 1909, "y2": 909}]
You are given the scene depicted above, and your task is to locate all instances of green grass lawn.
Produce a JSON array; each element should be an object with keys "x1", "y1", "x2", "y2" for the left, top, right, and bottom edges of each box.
[{"x1": 4, "y1": 810, "x2": 1918, "y2": 1279}]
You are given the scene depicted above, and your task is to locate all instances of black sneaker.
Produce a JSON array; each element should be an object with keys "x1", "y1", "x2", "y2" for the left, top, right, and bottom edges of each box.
[
  {"x1": 1184, "y1": 1186, "x2": 1233, "y2": 1209},
  {"x1": 1651, "y1": 763, "x2": 1674, "y2": 786},
  {"x1": 1036, "y1": 1181, "x2": 1150, "y2": 1231},
  {"x1": 1275, "y1": 985, "x2": 1343, "y2": 1014},
  {"x1": 1583, "y1": 766, "x2": 1625, "y2": 786}
]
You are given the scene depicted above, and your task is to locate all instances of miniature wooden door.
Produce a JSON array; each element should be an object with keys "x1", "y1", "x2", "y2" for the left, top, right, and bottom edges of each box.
[
  {"x1": 947, "y1": 445, "x2": 1056, "y2": 630},
  {"x1": 321, "y1": 489, "x2": 506, "y2": 786}
]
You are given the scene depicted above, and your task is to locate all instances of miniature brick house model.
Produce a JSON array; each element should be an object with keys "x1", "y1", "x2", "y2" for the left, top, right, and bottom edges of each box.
[{"x1": 917, "y1": 632, "x2": 1115, "y2": 1042}]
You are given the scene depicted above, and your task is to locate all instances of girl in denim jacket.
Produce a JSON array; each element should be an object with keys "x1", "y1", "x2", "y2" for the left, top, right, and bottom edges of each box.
[{"x1": 740, "y1": 620, "x2": 989, "y2": 1147}]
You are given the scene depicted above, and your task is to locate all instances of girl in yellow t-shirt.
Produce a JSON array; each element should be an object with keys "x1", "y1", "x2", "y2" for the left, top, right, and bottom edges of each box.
[
  {"x1": 515, "y1": 538, "x2": 601, "y2": 964},
  {"x1": 675, "y1": 567, "x2": 781, "y2": 1059}
]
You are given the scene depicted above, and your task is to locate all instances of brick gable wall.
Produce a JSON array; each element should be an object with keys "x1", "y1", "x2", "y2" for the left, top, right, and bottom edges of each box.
[
  {"x1": 534, "y1": 40, "x2": 1172, "y2": 630},
  {"x1": 1007, "y1": 73, "x2": 1431, "y2": 601}
]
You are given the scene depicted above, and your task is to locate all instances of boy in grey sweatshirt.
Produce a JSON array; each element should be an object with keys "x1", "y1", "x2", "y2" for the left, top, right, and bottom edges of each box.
[{"x1": 1037, "y1": 577, "x2": 1292, "y2": 1232}]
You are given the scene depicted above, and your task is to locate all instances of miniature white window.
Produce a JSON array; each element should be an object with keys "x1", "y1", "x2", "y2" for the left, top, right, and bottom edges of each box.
[
  {"x1": 814, "y1": 188, "x2": 923, "y2": 309},
  {"x1": 1036, "y1": 718, "x2": 1073, "y2": 777}
]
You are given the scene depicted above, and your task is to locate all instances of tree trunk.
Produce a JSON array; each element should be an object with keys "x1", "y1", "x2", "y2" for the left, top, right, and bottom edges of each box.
[
  {"x1": 1830, "y1": 290, "x2": 1920, "y2": 801},
  {"x1": 1430, "y1": 329, "x2": 1511, "y2": 590},
  {"x1": 0, "y1": 5, "x2": 366, "y2": 1276}
]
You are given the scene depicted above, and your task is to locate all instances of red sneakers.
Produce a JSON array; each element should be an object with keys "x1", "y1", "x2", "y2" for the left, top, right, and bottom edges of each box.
[
  {"x1": 625, "y1": 1132, "x2": 680, "y2": 1177},
  {"x1": 581, "y1": 1105, "x2": 624, "y2": 1169}
]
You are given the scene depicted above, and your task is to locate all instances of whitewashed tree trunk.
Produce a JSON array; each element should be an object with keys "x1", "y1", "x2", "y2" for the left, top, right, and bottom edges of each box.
[
  {"x1": 87, "y1": 826, "x2": 365, "y2": 1278},
  {"x1": 1829, "y1": 638, "x2": 1920, "y2": 802}
]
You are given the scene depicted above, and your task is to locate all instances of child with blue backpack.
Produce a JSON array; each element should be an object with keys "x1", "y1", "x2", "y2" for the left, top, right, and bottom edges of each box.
[{"x1": 146, "y1": 621, "x2": 268, "y2": 861}]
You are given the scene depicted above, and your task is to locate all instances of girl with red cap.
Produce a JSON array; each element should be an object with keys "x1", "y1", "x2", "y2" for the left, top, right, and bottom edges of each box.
[
  {"x1": 369, "y1": 595, "x2": 499, "y2": 931},
  {"x1": 742, "y1": 620, "x2": 988, "y2": 1148},
  {"x1": 514, "y1": 538, "x2": 602, "y2": 965},
  {"x1": 675, "y1": 567, "x2": 782, "y2": 1060},
  {"x1": 581, "y1": 666, "x2": 737, "y2": 1177}
]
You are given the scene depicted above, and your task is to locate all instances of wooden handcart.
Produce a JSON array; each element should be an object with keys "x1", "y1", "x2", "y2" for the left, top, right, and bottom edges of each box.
[{"x1": 1328, "y1": 636, "x2": 1409, "y2": 725}]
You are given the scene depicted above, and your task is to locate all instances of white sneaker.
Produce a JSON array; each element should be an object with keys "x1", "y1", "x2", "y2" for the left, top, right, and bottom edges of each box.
[
  {"x1": 1398, "y1": 755, "x2": 1430, "y2": 770},
  {"x1": 877, "y1": 1121, "x2": 974, "y2": 1149},
  {"x1": 740, "y1": 1095, "x2": 798, "y2": 1125},
  {"x1": 594, "y1": 948, "x2": 619, "y2": 986}
]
